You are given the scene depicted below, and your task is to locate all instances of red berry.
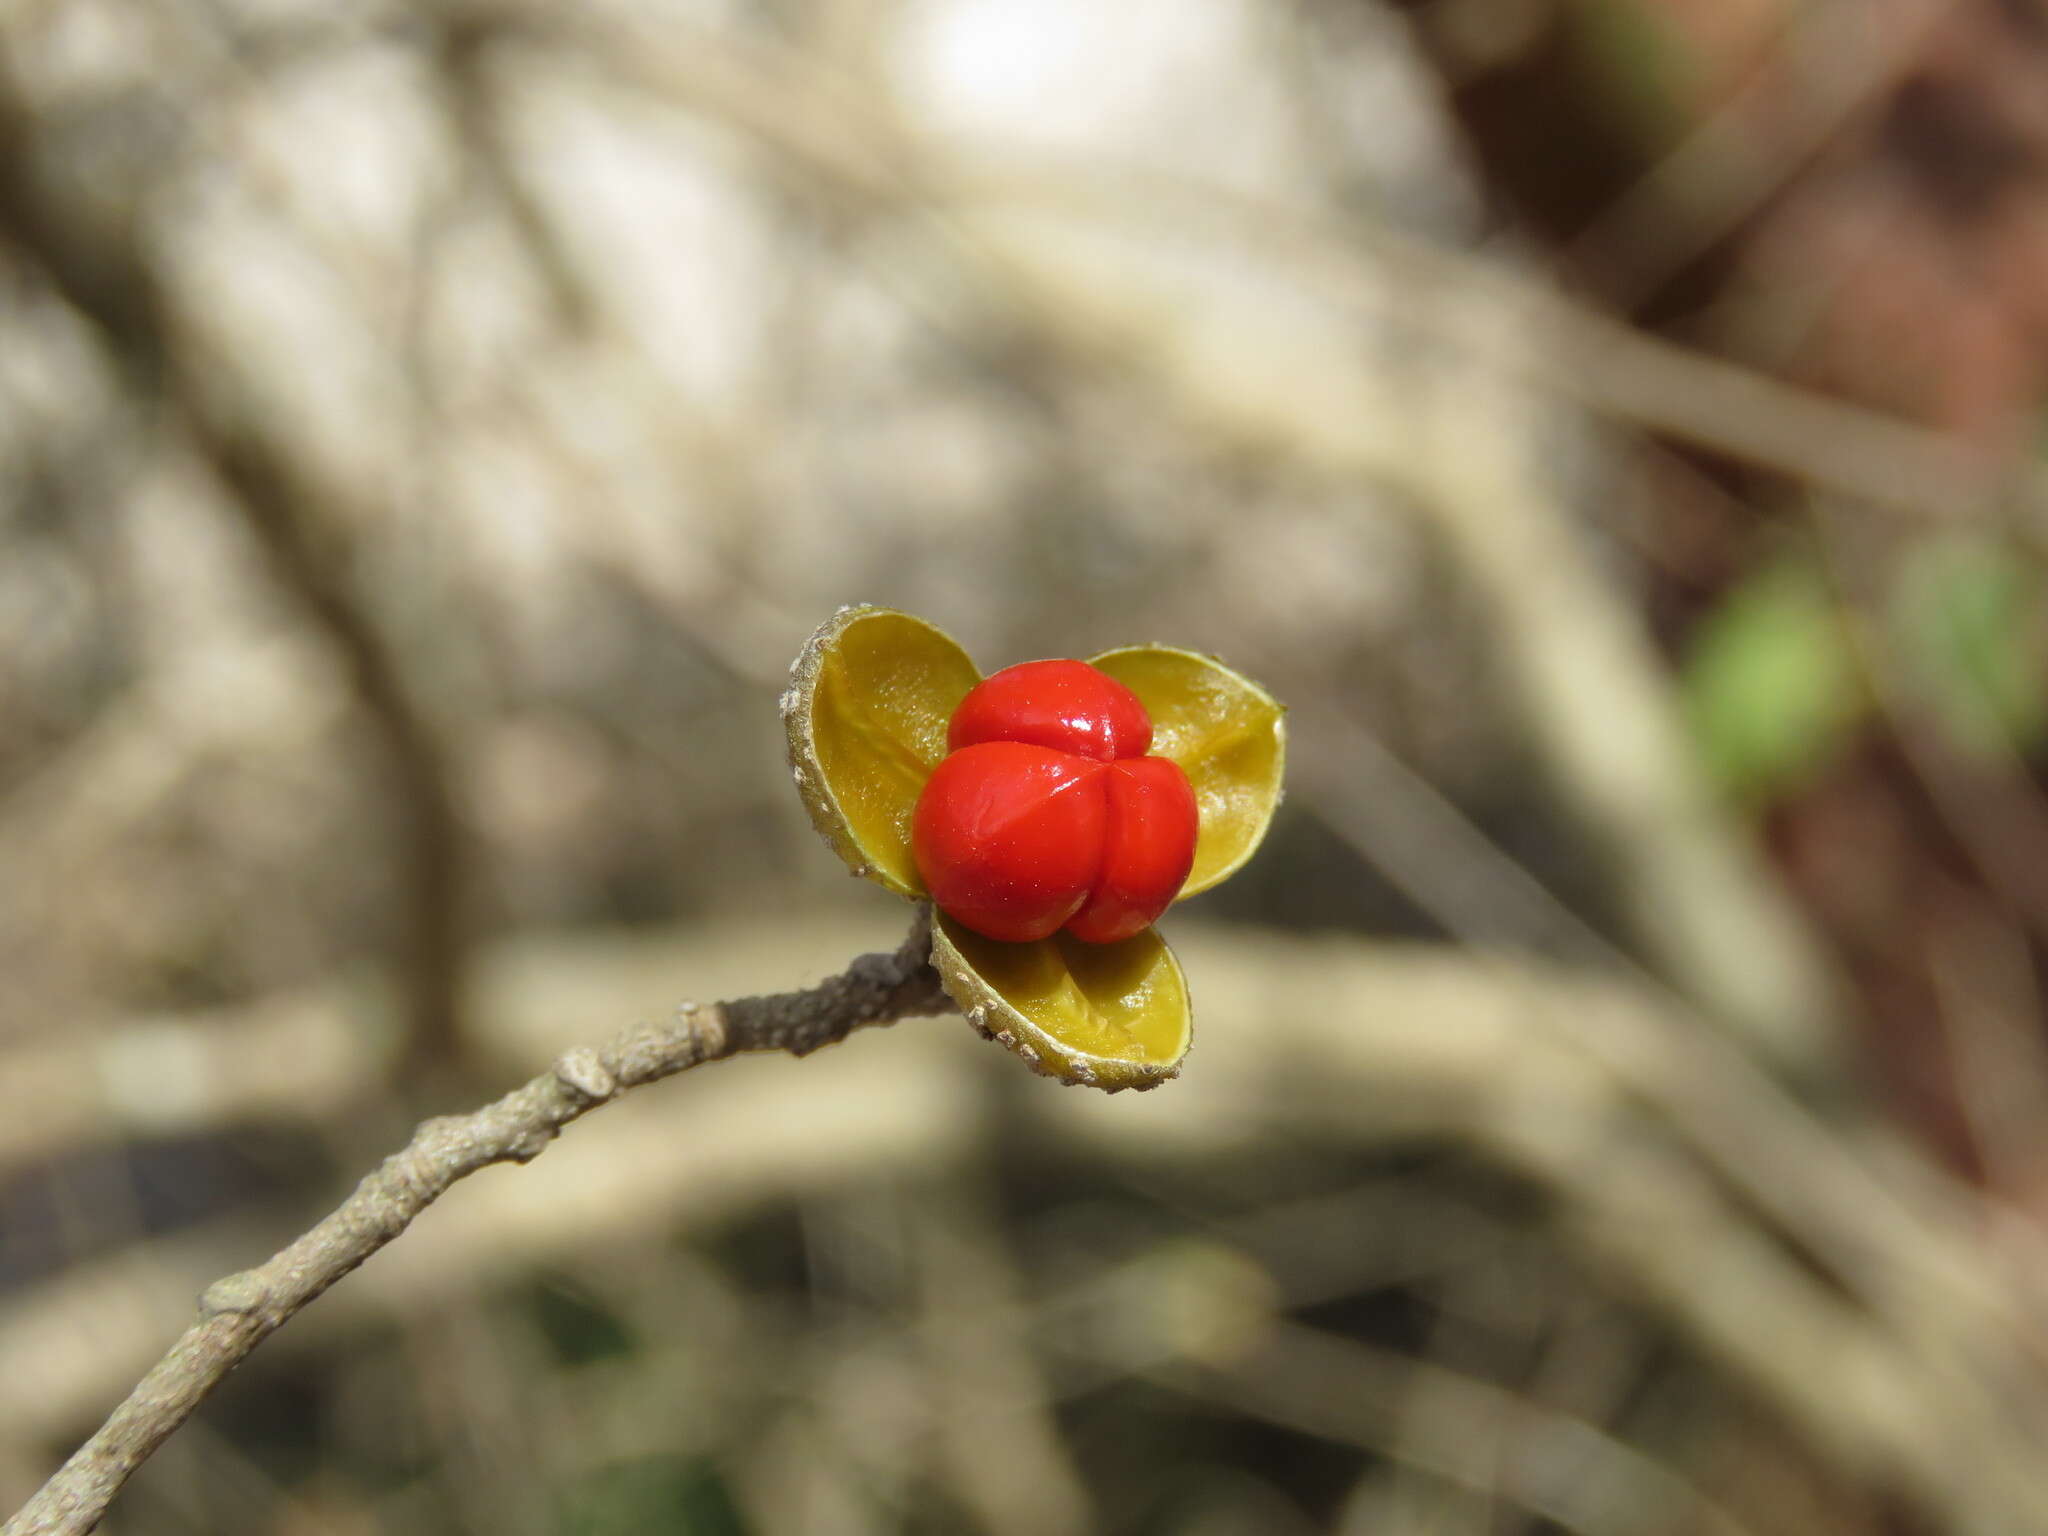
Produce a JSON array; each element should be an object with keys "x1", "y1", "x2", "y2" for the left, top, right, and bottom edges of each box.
[
  {"x1": 913, "y1": 741, "x2": 1109, "y2": 943},
  {"x1": 1064, "y1": 755, "x2": 1198, "y2": 944},
  {"x1": 948, "y1": 659, "x2": 1152, "y2": 762}
]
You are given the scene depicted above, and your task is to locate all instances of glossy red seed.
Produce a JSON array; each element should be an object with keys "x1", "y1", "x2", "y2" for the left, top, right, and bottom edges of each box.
[
  {"x1": 948, "y1": 659, "x2": 1152, "y2": 763},
  {"x1": 912, "y1": 741, "x2": 1110, "y2": 943},
  {"x1": 1063, "y1": 755, "x2": 1199, "y2": 944}
]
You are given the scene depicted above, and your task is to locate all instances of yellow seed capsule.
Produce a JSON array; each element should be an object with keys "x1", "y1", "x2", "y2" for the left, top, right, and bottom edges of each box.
[
  {"x1": 784, "y1": 605, "x2": 978, "y2": 896},
  {"x1": 783, "y1": 607, "x2": 1284, "y2": 1093},
  {"x1": 929, "y1": 914, "x2": 1192, "y2": 1092}
]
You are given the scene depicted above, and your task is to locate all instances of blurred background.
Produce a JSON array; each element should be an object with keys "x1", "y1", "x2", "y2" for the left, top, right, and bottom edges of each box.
[{"x1": 6, "y1": 0, "x2": 2048, "y2": 1531}]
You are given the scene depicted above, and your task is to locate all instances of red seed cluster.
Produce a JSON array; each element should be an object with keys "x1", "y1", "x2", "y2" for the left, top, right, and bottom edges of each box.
[{"x1": 912, "y1": 660, "x2": 1198, "y2": 944}]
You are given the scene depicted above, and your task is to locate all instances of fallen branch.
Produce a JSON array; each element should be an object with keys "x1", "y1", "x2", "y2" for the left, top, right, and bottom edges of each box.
[{"x1": 2, "y1": 912, "x2": 949, "y2": 1536}]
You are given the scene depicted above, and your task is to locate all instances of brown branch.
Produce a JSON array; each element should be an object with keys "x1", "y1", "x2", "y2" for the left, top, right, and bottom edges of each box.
[{"x1": 1, "y1": 913, "x2": 951, "y2": 1536}]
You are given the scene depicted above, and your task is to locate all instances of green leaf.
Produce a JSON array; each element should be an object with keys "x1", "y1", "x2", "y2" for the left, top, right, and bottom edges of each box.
[
  {"x1": 1890, "y1": 534, "x2": 2046, "y2": 758},
  {"x1": 1683, "y1": 557, "x2": 1862, "y2": 800},
  {"x1": 1567, "y1": 0, "x2": 1700, "y2": 142},
  {"x1": 557, "y1": 1456, "x2": 745, "y2": 1536}
]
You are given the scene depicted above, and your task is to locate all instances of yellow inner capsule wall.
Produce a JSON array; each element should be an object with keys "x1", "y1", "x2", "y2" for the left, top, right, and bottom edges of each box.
[
  {"x1": 939, "y1": 916, "x2": 1192, "y2": 1072},
  {"x1": 1090, "y1": 646, "x2": 1285, "y2": 898},
  {"x1": 808, "y1": 610, "x2": 980, "y2": 893}
]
